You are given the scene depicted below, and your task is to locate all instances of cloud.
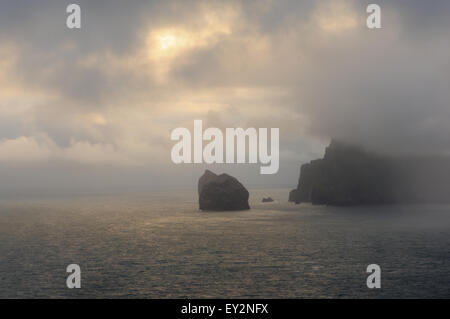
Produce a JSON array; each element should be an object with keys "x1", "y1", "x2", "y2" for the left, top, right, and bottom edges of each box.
[
  {"x1": 0, "y1": 134, "x2": 138, "y2": 165},
  {"x1": 0, "y1": 136, "x2": 53, "y2": 162},
  {"x1": 313, "y1": 0, "x2": 359, "y2": 33},
  {"x1": 0, "y1": 0, "x2": 449, "y2": 189}
]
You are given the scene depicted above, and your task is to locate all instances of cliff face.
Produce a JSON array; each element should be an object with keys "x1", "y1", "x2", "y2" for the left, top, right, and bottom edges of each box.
[{"x1": 289, "y1": 141, "x2": 450, "y2": 206}]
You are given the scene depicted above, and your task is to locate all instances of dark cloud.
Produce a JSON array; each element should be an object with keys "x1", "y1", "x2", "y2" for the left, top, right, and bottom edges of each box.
[{"x1": 0, "y1": 0, "x2": 449, "y2": 190}]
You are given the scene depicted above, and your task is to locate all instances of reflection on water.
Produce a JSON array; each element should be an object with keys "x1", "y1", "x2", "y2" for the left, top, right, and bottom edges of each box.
[{"x1": 0, "y1": 189, "x2": 449, "y2": 298}]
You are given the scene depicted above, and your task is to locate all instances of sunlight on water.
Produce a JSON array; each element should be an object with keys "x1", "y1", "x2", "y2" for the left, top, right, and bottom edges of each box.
[{"x1": 0, "y1": 189, "x2": 449, "y2": 298}]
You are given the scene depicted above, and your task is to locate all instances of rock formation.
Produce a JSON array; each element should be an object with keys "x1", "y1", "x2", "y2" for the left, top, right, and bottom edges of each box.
[
  {"x1": 262, "y1": 197, "x2": 274, "y2": 203},
  {"x1": 289, "y1": 140, "x2": 450, "y2": 206},
  {"x1": 198, "y1": 170, "x2": 250, "y2": 211}
]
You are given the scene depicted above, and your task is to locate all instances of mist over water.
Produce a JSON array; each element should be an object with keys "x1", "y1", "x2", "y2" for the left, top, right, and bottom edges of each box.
[{"x1": 1, "y1": 189, "x2": 449, "y2": 298}]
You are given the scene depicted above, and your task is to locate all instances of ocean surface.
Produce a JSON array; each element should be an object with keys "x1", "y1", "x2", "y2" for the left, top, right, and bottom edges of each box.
[{"x1": 0, "y1": 188, "x2": 449, "y2": 298}]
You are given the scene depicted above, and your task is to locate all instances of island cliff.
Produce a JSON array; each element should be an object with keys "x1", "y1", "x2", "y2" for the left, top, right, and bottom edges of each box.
[{"x1": 289, "y1": 141, "x2": 450, "y2": 206}]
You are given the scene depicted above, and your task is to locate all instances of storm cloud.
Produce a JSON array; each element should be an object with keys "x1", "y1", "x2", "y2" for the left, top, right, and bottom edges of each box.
[{"x1": 0, "y1": 0, "x2": 449, "y2": 190}]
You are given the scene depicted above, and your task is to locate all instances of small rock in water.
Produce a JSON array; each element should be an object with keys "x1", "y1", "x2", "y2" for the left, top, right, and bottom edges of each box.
[{"x1": 262, "y1": 197, "x2": 274, "y2": 203}]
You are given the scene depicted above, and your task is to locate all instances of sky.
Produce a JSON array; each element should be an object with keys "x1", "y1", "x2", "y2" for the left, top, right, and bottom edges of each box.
[{"x1": 0, "y1": 0, "x2": 449, "y2": 192}]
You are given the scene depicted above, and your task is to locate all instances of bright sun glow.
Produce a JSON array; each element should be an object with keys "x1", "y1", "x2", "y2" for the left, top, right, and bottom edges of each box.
[
  {"x1": 146, "y1": 29, "x2": 192, "y2": 60},
  {"x1": 143, "y1": 6, "x2": 236, "y2": 83},
  {"x1": 158, "y1": 34, "x2": 178, "y2": 50}
]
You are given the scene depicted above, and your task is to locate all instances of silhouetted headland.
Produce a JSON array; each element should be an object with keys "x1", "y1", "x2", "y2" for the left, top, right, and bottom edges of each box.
[
  {"x1": 289, "y1": 141, "x2": 450, "y2": 206},
  {"x1": 198, "y1": 170, "x2": 250, "y2": 211}
]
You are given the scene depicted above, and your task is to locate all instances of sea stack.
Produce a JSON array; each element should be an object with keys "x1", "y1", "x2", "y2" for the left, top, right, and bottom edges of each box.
[{"x1": 198, "y1": 170, "x2": 250, "y2": 211}]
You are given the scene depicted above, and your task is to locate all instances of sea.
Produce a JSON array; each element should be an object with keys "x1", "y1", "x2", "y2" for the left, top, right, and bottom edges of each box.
[{"x1": 0, "y1": 188, "x2": 449, "y2": 298}]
